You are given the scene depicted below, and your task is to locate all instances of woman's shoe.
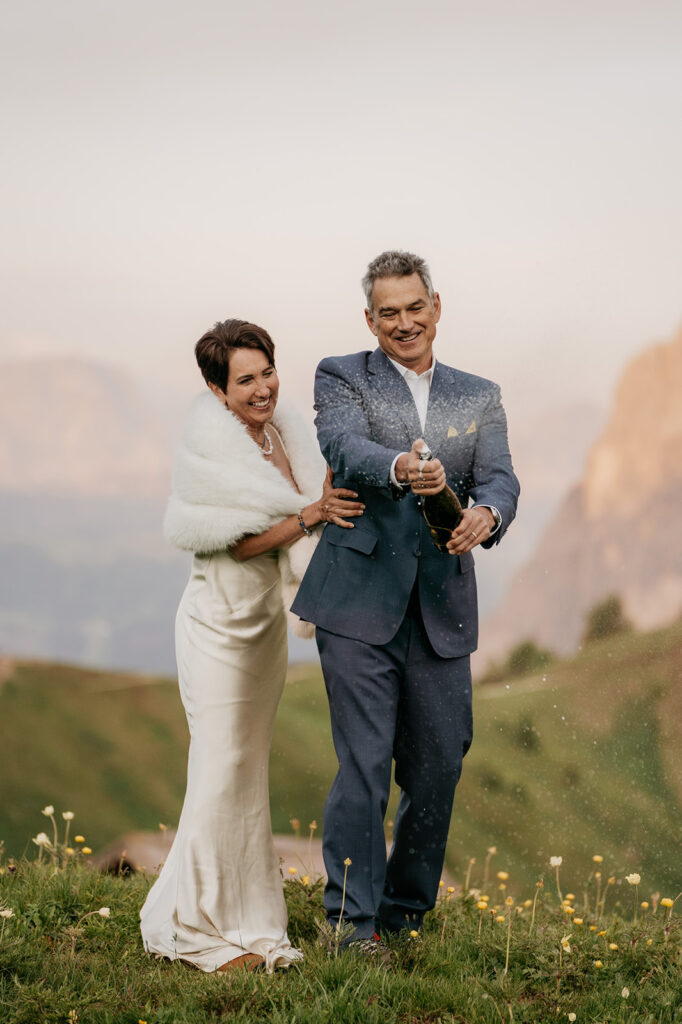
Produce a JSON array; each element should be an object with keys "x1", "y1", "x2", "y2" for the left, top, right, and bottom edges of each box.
[{"x1": 217, "y1": 953, "x2": 265, "y2": 973}]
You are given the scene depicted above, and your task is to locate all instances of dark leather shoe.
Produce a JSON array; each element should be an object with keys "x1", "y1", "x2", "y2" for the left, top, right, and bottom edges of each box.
[{"x1": 347, "y1": 935, "x2": 392, "y2": 966}]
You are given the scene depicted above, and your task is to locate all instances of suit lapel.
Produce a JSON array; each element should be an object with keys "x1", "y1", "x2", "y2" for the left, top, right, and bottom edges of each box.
[
  {"x1": 367, "y1": 348, "x2": 423, "y2": 445},
  {"x1": 424, "y1": 362, "x2": 459, "y2": 456}
]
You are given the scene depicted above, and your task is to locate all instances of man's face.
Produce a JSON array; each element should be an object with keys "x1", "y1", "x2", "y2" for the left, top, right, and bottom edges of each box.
[{"x1": 365, "y1": 273, "x2": 441, "y2": 374}]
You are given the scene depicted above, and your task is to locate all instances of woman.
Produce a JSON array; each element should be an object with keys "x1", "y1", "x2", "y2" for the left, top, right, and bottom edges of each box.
[{"x1": 140, "y1": 319, "x2": 363, "y2": 973}]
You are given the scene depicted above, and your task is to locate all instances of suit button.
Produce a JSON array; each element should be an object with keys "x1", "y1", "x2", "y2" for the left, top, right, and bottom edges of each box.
[{"x1": 413, "y1": 547, "x2": 421, "y2": 557}]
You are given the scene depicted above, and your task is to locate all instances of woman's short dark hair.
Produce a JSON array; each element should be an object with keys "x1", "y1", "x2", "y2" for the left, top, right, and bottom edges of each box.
[{"x1": 195, "y1": 319, "x2": 276, "y2": 392}]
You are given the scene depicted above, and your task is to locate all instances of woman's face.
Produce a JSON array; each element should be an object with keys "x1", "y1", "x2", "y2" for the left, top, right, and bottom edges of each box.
[{"x1": 213, "y1": 347, "x2": 279, "y2": 431}]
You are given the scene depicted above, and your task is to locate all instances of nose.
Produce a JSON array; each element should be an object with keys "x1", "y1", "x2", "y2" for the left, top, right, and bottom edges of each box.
[{"x1": 396, "y1": 310, "x2": 414, "y2": 333}]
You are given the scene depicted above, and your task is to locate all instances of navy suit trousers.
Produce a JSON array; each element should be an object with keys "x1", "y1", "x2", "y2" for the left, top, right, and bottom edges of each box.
[{"x1": 316, "y1": 586, "x2": 473, "y2": 938}]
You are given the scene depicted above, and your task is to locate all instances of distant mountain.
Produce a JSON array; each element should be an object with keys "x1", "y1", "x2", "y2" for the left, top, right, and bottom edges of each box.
[
  {"x1": 0, "y1": 356, "x2": 606, "y2": 672},
  {"x1": 481, "y1": 326, "x2": 682, "y2": 661},
  {"x1": 473, "y1": 399, "x2": 603, "y2": 613},
  {"x1": 0, "y1": 357, "x2": 172, "y2": 496}
]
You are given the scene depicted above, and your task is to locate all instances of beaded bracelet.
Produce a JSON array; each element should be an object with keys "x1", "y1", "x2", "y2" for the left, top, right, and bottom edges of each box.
[{"x1": 297, "y1": 511, "x2": 312, "y2": 537}]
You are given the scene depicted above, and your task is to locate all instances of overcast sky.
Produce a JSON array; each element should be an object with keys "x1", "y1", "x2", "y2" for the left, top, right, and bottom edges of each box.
[{"x1": 2, "y1": 0, "x2": 681, "y2": 422}]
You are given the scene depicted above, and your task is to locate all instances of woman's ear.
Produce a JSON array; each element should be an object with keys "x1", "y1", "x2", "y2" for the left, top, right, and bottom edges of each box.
[{"x1": 208, "y1": 382, "x2": 227, "y2": 405}]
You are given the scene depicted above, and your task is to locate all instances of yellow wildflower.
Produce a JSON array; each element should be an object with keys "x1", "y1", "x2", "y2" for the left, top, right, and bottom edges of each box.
[
  {"x1": 593, "y1": 959, "x2": 603, "y2": 968},
  {"x1": 608, "y1": 942, "x2": 618, "y2": 950},
  {"x1": 505, "y1": 896, "x2": 514, "y2": 906},
  {"x1": 573, "y1": 917, "x2": 583, "y2": 925},
  {"x1": 487, "y1": 846, "x2": 497, "y2": 855},
  {"x1": 660, "y1": 897, "x2": 674, "y2": 908},
  {"x1": 565, "y1": 893, "x2": 575, "y2": 901},
  {"x1": 344, "y1": 857, "x2": 352, "y2": 866},
  {"x1": 446, "y1": 886, "x2": 455, "y2": 894},
  {"x1": 75, "y1": 835, "x2": 85, "y2": 844},
  {"x1": 592, "y1": 854, "x2": 603, "y2": 863},
  {"x1": 641, "y1": 901, "x2": 649, "y2": 909},
  {"x1": 288, "y1": 866, "x2": 297, "y2": 874},
  {"x1": 496, "y1": 870, "x2": 509, "y2": 880},
  {"x1": 597, "y1": 930, "x2": 606, "y2": 936},
  {"x1": 82, "y1": 847, "x2": 92, "y2": 855},
  {"x1": 409, "y1": 929, "x2": 419, "y2": 938},
  {"x1": 476, "y1": 901, "x2": 488, "y2": 910},
  {"x1": 495, "y1": 915, "x2": 505, "y2": 923},
  {"x1": 563, "y1": 906, "x2": 575, "y2": 914}
]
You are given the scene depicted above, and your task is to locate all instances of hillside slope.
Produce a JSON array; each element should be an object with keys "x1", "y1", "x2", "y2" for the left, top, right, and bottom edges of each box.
[{"x1": 1, "y1": 621, "x2": 681, "y2": 892}]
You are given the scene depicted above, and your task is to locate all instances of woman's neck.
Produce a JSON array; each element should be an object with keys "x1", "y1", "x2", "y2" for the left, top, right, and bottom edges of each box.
[{"x1": 246, "y1": 424, "x2": 266, "y2": 447}]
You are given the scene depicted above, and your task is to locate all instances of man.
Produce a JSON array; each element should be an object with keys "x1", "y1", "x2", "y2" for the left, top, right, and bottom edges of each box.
[{"x1": 292, "y1": 250, "x2": 519, "y2": 950}]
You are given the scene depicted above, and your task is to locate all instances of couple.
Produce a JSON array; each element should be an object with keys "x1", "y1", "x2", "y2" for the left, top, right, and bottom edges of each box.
[{"x1": 139, "y1": 250, "x2": 520, "y2": 973}]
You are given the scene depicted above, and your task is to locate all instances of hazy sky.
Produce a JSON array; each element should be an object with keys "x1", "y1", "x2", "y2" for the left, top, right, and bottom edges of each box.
[{"x1": 2, "y1": 0, "x2": 681, "y2": 421}]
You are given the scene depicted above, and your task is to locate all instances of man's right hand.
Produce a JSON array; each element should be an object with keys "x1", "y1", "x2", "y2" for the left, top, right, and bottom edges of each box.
[{"x1": 394, "y1": 439, "x2": 446, "y2": 496}]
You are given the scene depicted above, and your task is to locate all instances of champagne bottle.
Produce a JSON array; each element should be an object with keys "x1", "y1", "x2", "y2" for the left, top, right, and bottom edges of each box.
[{"x1": 416, "y1": 441, "x2": 463, "y2": 552}]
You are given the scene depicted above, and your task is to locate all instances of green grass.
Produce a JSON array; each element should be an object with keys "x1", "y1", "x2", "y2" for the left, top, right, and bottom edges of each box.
[
  {"x1": 2, "y1": 621, "x2": 682, "y2": 896},
  {"x1": 1, "y1": 856, "x2": 680, "y2": 1024}
]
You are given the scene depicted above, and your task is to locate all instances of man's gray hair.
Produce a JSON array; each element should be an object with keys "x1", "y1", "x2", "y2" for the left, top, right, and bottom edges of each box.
[{"x1": 362, "y1": 250, "x2": 435, "y2": 311}]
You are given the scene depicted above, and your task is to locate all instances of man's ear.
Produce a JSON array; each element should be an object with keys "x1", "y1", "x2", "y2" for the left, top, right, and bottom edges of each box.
[
  {"x1": 364, "y1": 307, "x2": 379, "y2": 338},
  {"x1": 432, "y1": 292, "x2": 442, "y2": 323}
]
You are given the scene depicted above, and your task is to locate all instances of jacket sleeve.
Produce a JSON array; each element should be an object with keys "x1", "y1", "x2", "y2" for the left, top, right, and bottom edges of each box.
[
  {"x1": 468, "y1": 384, "x2": 520, "y2": 547},
  {"x1": 313, "y1": 358, "x2": 404, "y2": 491}
]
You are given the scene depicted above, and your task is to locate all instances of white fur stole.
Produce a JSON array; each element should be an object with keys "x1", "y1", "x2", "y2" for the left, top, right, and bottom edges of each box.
[{"x1": 164, "y1": 391, "x2": 325, "y2": 637}]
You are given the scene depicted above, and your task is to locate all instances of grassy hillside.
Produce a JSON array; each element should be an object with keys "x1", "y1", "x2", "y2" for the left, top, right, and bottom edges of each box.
[{"x1": 2, "y1": 619, "x2": 681, "y2": 894}]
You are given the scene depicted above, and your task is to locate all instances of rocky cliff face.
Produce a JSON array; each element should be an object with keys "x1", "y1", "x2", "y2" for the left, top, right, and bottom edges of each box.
[{"x1": 480, "y1": 326, "x2": 682, "y2": 661}]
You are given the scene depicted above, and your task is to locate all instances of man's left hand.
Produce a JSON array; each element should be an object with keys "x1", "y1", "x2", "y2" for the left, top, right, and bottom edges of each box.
[{"x1": 446, "y1": 507, "x2": 495, "y2": 554}]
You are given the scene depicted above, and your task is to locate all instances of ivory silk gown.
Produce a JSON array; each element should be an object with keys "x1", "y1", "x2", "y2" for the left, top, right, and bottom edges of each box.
[{"x1": 139, "y1": 546, "x2": 301, "y2": 971}]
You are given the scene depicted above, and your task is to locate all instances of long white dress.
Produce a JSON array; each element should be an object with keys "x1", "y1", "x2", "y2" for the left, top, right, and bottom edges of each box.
[{"x1": 139, "y1": 547, "x2": 302, "y2": 971}]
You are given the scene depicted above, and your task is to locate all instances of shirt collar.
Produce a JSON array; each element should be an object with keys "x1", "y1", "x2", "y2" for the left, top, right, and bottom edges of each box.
[{"x1": 387, "y1": 354, "x2": 437, "y2": 383}]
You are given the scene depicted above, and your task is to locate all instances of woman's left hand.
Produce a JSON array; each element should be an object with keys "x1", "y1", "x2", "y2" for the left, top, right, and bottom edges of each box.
[{"x1": 315, "y1": 466, "x2": 365, "y2": 529}]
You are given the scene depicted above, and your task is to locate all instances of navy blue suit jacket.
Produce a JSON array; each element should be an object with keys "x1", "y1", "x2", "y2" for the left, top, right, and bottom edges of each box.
[{"x1": 292, "y1": 348, "x2": 520, "y2": 657}]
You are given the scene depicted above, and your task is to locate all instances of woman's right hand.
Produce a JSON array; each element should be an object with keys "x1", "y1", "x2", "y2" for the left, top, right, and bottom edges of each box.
[{"x1": 309, "y1": 466, "x2": 365, "y2": 529}]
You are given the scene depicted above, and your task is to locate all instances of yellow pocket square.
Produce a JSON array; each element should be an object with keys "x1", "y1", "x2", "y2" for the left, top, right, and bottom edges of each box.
[
  {"x1": 447, "y1": 426, "x2": 459, "y2": 438},
  {"x1": 465, "y1": 420, "x2": 477, "y2": 435}
]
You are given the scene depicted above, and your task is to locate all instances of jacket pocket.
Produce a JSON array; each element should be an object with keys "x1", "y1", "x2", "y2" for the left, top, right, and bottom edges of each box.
[
  {"x1": 325, "y1": 525, "x2": 378, "y2": 556},
  {"x1": 459, "y1": 551, "x2": 475, "y2": 573}
]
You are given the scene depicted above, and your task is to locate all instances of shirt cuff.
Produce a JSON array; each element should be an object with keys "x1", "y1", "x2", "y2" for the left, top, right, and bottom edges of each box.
[
  {"x1": 474, "y1": 504, "x2": 502, "y2": 534},
  {"x1": 389, "y1": 453, "x2": 410, "y2": 488}
]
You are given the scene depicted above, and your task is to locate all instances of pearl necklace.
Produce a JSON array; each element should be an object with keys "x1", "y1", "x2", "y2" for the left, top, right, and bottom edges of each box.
[{"x1": 259, "y1": 427, "x2": 273, "y2": 456}]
